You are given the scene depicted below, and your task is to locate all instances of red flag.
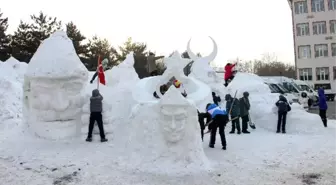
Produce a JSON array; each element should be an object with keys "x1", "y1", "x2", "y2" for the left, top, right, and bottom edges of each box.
[{"x1": 97, "y1": 55, "x2": 106, "y2": 85}]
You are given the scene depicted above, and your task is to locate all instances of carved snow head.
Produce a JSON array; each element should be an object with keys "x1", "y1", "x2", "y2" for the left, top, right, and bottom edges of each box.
[
  {"x1": 159, "y1": 86, "x2": 191, "y2": 143},
  {"x1": 23, "y1": 30, "x2": 88, "y2": 125}
]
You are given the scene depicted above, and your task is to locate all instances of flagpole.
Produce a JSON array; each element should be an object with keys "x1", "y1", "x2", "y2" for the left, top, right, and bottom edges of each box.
[{"x1": 97, "y1": 55, "x2": 100, "y2": 90}]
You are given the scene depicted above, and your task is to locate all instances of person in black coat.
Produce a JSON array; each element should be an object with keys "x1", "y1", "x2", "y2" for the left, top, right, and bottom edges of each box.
[
  {"x1": 275, "y1": 95, "x2": 291, "y2": 133},
  {"x1": 212, "y1": 92, "x2": 221, "y2": 106},
  {"x1": 197, "y1": 110, "x2": 211, "y2": 141}
]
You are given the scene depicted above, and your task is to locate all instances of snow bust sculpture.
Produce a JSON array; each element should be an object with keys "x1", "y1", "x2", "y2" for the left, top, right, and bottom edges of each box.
[{"x1": 23, "y1": 30, "x2": 88, "y2": 140}]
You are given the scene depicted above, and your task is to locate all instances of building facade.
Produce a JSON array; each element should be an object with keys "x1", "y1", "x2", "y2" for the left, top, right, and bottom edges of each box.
[{"x1": 288, "y1": 0, "x2": 336, "y2": 98}]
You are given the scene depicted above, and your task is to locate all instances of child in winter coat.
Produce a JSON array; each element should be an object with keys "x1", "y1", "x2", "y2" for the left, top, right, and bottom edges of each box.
[
  {"x1": 212, "y1": 92, "x2": 221, "y2": 106},
  {"x1": 275, "y1": 95, "x2": 291, "y2": 133},
  {"x1": 86, "y1": 89, "x2": 108, "y2": 142},
  {"x1": 206, "y1": 103, "x2": 229, "y2": 150},
  {"x1": 90, "y1": 58, "x2": 109, "y2": 83},
  {"x1": 316, "y1": 87, "x2": 328, "y2": 127},
  {"x1": 225, "y1": 94, "x2": 241, "y2": 134},
  {"x1": 239, "y1": 91, "x2": 251, "y2": 134}
]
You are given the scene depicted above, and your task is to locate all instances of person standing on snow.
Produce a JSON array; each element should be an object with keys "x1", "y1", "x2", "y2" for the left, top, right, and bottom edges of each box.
[
  {"x1": 86, "y1": 89, "x2": 108, "y2": 142},
  {"x1": 275, "y1": 95, "x2": 291, "y2": 133},
  {"x1": 225, "y1": 94, "x2": 241, "y2": 134},
  {"x1": 315, "y1": 87, "x2": 328, "y2": 127},
  {"x1": 239, "y1": 91, "x2": 251, "y2": 134},
  {"x1": 212, "y1": 92, "x2": 221, "y2": 106},
  {"x1": 147, "y1": 52, "x2": 164, "y2": 76},
  {"x1": 224, "y1": 62, "x2": 237, "y2": 87},
  {"x1": 90, "y1": 58, "x2": 109, "y2": 84},
  {"x1": 206, "y1": 103, "x2": 229, "y2": 150}
]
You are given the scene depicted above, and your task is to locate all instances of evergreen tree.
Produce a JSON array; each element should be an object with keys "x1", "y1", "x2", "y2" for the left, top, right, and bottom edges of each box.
[
  {"x1": 0, "y1": 9, "x2": 11, "y2": 61},
  {"x1": 116, "y1": 37, "x2": 147, "y2": 61},
  {"x1": 66, "y1": 22, "x2": 88, "y2": 56},
  {"x1": 11, "y1": 21, "x2": 34, "y2": 62},
  {"x1": 85, "y1": 36, "x2": 117, "y2": 70},
  {"x1": 11, "y1": 12, "x2": 61, "y2": 62}
]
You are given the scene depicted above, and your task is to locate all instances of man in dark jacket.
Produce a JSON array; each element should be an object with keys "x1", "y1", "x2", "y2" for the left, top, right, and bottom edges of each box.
[
  {"x1": 239, "y1": 91, "x2": 250, "y2": 134},
  {"x1": 316, "y1": 87, "x2": 328, "y2": 127},
  {"x1": 275, "y1": 95, "x2": 291, "y2": 133},
  {"x1": 212, "y1": 92, "x2": 221, "y2": 106},
  {"x1": 86, "y1": 89, "x2": 108, "y2": 142},
  {"x1": 225, "y1": 94, "x2": 241, "y2": 134}
]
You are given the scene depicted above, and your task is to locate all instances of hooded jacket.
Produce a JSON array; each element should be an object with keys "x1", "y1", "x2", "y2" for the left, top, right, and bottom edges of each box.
[
  {"x1": 317, "y1": 88, "x2": 328, "y2": 110},
  {"x1": 90, "y1": 89, "x2": 103, "y2": 112},
  {"x1": 275, "y1": 95, "x2": 291, "y2": 113},
  {"x1": 239, "y1": 92, "x2": 250, "y2": 117},
  {"x1": 224, "y1": 63, "x2": 236, "y2": 80},
  {"x1": 225, "y1": 94, "x2": 240, "y2": 117}
]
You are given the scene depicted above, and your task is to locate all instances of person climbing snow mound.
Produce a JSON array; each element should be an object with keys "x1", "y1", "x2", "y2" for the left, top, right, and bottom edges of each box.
[{"x1": 224, "y1": 62, "x2": 237, "y2": 87}]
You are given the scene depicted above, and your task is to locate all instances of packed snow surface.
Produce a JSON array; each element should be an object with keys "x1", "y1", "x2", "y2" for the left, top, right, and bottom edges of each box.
[{"x1": 0, "y1": 51, "x2": 335, "y2": 184}]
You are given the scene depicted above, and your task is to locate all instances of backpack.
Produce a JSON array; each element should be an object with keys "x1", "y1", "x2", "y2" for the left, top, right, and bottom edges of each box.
[{"x1": 278, "y1": 100, "x2": 288, "y2": 112}]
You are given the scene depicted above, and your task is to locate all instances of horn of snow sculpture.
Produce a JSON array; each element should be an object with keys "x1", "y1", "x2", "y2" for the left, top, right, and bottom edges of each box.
[
  {"x1": 187, "y1": 36, "x2": 217, "y2": 63},
  {"x1": 23, "y1": 30, "x2": 88, "y2": 140}
]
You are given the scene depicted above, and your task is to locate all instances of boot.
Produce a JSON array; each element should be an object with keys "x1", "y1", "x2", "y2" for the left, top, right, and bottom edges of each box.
[
  {"x1": 237, "y1": 130, "x2": 241, "y2": 135},
  {"x1": 209, "y1": 145, "x2": 214, "y2": 148},
  {"x1": 282, "y1": 130, "x2": 286, "y2": 134},
  {"x1": 242, "y1": 130, "x2": 250, "y2": 134},
  {"x1": 222, "y1": 146, "x2": 226, "y2": 150},
  {"x1": 229, "y1": 130, "x2": 235, "y2": 134},
  {"x1": 101, "y1": 138, "x2": 108, "y2": 142},
  {"x1": 85, "y1": 137, "x2": 92, "y2": 142},
  {"x1": 323, "y1": 120, "x2": 327, "y2": 127},
  {"x1": 276, "y1": 130, "x2": 280, "y2": 133}
]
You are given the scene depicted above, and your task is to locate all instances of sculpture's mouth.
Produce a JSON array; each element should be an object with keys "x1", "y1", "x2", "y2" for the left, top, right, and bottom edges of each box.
[{"x1": 44, "y1": 119, "x2": 75, "y2": 122}]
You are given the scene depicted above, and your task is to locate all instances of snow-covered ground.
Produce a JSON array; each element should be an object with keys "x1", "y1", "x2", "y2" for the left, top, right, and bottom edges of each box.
[{"x1": 1, "y1": 35, "x2": 336, "y2": 184}]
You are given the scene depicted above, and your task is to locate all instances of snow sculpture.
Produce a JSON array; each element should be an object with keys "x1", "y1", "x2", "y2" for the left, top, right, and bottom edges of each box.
[
  {"x1": 187, "y1": 37, "x2": 225, "y2": 99},
  {"x1": 23, "y1": 30, "x2": 88, "y2": 140},
  {"x1": 114, "y1": 86, "x2": 210, "y2": 175},
  {"x1": 105, "y1": 52, "x2": 139, "y2": 87},
  {"x1": 132, "y1": 51, "x2": 212, "y2": 110}
]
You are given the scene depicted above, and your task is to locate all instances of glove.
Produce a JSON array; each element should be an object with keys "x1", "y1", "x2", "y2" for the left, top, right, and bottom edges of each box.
[{"x1": 90, "y1": 80, "x2": 93, "y2": 84}]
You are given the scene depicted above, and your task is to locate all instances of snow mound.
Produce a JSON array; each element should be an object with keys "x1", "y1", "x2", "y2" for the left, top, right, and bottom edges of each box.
[
  {"x1": 3, "y1": 57, "x2": 28, "y2": 83},
  {"x1": 226, "y1": 72, "x2": 325, "y2": 134},
  {"x1": 105, "y1": 52, "x2": 139, "y2": 87},
  {"x1": 25, "y1": 30, "x2": 87, "y2": 79},
  {"x1": 0, "y1": 76, "x2": 23, "y2": 123}
]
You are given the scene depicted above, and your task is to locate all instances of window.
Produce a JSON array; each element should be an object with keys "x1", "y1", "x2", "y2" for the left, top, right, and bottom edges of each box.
[
  {"x1": 316, "y1": 67, "x2": 329, "y2": 80},
  {"x1": 299, "y1": 68, "x2": 313, "y2": 81},
  {"x1": 334, "y1": 66, "x2": 336, "y2": 80},
  {"x1": 329, "y1": 0, "x2": 336, "y2": 10},
  {"x1": 296, "y1": 23, "x2": 310, "y2": 36},
  {"x1": 330, "y1": 20, "x2": 336, "y2": 34},
  {"x1": 294, "y1": 1, "x2": 308, "y2": 14},
  {"x1": 313, "y1": 21, "x2": 327, "y2": 35},
  {"x1": 314, "y1": 44, "x2": 328, "y2": 57},
  {"x1": 332, "y1": 43, "x2": 336, "y2": 56},
  {"x1": 314, "y1": 83, "x2": 331, "y2": 90},
  {"x1": 312, "y1": 0, "x2": 325, "y2": 12},
  {"x1": 298, "y1": 45, "x2": 311, "y2": 58}
]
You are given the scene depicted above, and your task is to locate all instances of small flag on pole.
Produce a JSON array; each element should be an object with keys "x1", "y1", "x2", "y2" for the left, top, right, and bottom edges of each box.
[{"x1": 97, "y1": 55, "x2": 106, "y2": 87}]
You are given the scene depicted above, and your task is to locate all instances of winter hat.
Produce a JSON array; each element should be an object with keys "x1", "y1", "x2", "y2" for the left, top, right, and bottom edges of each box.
[
  {"x1": 173, "y1": 80, "x2": 181, "y2": 88},
  {"x1": 225, "y1": 94, "x2": 232, "y2": 101},
  {"x1": 243, "y1": 91, "x2": 249, "y2": 97}
]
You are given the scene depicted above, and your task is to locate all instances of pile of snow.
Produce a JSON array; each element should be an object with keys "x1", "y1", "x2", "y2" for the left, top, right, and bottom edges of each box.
[
  {"x1": 226, "y1": 72, "x2": 324, "y2": 134},
  {"x1": 105, "y1": 53, "x2": 139, "y2": 87},
  {"x1": 0, "y1": 57, "x2": 27, "y2": 124}
]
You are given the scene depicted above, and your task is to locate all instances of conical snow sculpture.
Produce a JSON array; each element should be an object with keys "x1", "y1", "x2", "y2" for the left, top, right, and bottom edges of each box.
[
  {"x1": 23, "y1": 30, "x2": 88, "y2": 140},
  {"x1": 104, "y1": 52, "x2": 139, "y2": 87}
]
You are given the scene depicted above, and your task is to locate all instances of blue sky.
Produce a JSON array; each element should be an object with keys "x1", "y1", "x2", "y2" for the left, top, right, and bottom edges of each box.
[{"x1": 2, "y1": 0, "x2": 295, "y2": 66}]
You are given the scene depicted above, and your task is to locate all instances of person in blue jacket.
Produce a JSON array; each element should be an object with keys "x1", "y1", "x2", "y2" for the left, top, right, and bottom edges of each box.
[
  {"x1": 316, "y1": 87, "x2": 328, "y2": 127},
  {"x1": 206, "y1": 103, "x2": 229, "y2": 150}
]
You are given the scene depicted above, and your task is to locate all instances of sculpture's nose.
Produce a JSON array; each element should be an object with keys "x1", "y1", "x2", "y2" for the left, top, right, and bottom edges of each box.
[{"x1": 53, "y1": 92, "x2": 70, "y2": 111}]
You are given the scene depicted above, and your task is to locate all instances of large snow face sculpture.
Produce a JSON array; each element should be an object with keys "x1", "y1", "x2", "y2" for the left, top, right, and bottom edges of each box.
[
  {"x1": 23, "y1": 30, "x2": 88, "y2": 139},
  {"x1": 159, "y1": 89, "x2": 189, "y2": 143}
]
